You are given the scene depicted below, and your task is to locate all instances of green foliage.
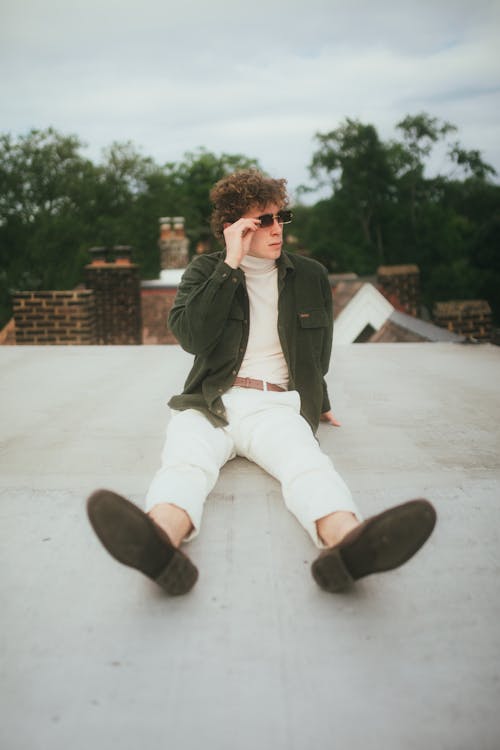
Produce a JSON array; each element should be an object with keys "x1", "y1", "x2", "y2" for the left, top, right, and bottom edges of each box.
[
  {"x1": 0, "y1": 118, "x2": 498, "y2": 331},
  {"x1": 0, "y1": 128, "x2": 98, "y2": 325},
  {"x1": 0, "y1": 130, "x2": 259, "y2": 328},
  {"x1": 151, "y1": 149, "x2": 260, "y2": 251},
  {"x1": 309, "y1": 119, "x2": 396, "y2": 264},
  {"x1": 295, "y1": 112, "x2": 499, "y2": 323},
  {"x1": 396, "y1": 112, "x2": 457, "y2": 165}
]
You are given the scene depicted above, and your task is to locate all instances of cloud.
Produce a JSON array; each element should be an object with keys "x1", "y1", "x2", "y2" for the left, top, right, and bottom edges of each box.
[{"x1": 1, "y1": 0, "x2": 499, "y2": 197}]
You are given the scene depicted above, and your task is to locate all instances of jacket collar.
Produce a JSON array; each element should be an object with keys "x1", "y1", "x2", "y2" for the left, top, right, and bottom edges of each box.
[
  {"x1": 219, "y1": 249, "x2": 295, "y2": 279},
  {"x1": 276, "y1": 251, "x2": 295, "y2": 279}
]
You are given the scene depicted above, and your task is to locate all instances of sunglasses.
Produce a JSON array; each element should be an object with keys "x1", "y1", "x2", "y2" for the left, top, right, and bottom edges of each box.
[{"x1": 257, "y1": 210, "x2": 293, "y2": 228}]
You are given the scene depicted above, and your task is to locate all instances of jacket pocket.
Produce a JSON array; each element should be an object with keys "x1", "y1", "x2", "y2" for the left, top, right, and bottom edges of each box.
[{"x1": 297, "y1": 309, "x2": 329, "y2": 328}]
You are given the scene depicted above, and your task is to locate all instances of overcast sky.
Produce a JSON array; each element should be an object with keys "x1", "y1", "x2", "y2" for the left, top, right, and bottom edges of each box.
[{"x1": 1, "y1": 0, "x2": 499, "y2": 202}]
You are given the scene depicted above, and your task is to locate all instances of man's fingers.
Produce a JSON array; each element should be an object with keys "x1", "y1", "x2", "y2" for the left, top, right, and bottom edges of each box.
[
  {"x1": 225, "y1": 217, "x2": 259, "y2": 236},
  {"x1": 320, "y1": 411, "x2": 342, "y2": 427},
  {"x1": 223, "y1": 218, "x2": 260, "y2": 267}
]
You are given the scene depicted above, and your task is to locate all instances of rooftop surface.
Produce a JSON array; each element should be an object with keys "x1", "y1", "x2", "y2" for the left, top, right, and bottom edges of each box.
[{"x1": 1, "y1": 342, "x2": 499, "y2": 750}]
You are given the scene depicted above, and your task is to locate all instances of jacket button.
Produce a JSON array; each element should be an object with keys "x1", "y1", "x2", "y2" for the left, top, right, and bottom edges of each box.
[
  {"x1": 231, "y1": 369, "x2": 237, "y2": 375},
  {"x1": 232, "y1": 277, "x2": 238, "y2": 283}
]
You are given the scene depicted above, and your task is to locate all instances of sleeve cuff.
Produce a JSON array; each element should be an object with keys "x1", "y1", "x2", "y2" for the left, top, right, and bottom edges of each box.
[{"x1": 215, "y1": 260, "x2": 244, "y2": 285}]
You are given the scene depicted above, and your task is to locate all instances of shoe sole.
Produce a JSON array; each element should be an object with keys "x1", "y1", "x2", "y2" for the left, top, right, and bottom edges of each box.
[
  {"x1": 312, "y1": 499, "x2": 436, "y2": 593},
  {"x1": 87, "y1": 490, "x2": 198, "y2": 596}
]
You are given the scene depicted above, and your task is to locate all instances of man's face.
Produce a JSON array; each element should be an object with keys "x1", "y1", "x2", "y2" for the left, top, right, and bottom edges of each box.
[{"x1": 242, "y1": 203, "x2": 283, "y2": 260}]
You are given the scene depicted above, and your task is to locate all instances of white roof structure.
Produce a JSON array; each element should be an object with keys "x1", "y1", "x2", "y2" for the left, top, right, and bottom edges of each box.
[
  {"x1": 333, "y1": 282, "x2": 463, "y2": 344},
  {"x1": 1, "y1": 343, "x2": 500, "y2": 749},
  {"x1": 333, "y1": 283, "x2": 395, "y2": 344},
  {"x1": 158, "y1": 268, "x2": 185, "y2": 285}
]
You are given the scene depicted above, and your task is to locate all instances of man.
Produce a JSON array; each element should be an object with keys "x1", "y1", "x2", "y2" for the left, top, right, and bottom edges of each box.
[{"x1": 87, "y1": 169, "x2": 436, "y2": 595}]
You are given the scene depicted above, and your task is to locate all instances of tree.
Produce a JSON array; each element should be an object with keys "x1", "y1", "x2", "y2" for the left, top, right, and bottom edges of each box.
[
  {"x1": 159, "y1": 148, "x2": 260, "y2": 249},
  {"x1": 2, "y1": 121, "x2": 498, "y2": 331},
  {"x1": 119, "y1": 148, "x2": 260, "y2": 276},
  {"x1": 394, "y1": 113, "x2": 456, "y2": 235},
  {"x1": 0, "y1": 130, "x2": 260, "y2": 328},
  {"x1": 447, "y1": 143, "x2": 497, "y2": 181},
  {"x1": 0, "y1": 128, "x2": 99, "y2": 325},
  {"x1": 309, "y1": 119, "x2": 395, "y2": 264},
  {"x1": 0, "y1": 127, "x2": 93, "y2": 225},
  {"x1": 299, "y1": 113, "x2": 499, "y2": 322}
]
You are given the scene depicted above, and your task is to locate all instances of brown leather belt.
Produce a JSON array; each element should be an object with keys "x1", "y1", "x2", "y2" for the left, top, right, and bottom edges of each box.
[{"x1": 233, "y1": 376, "x2": 286, "y2": 393}]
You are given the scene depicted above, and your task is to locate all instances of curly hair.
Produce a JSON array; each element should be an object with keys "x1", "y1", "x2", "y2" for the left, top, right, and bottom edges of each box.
[{"x1": 210, "y1": 169, "x2": 288, "y2": 240}]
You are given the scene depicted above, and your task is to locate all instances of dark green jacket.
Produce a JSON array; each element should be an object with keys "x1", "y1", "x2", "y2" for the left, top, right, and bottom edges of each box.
[{"x1": 168, "y1": 250, "x2": 333, "y2": 433}]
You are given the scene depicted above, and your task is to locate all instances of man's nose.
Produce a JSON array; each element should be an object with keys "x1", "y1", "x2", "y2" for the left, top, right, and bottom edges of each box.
[{"x1": 271, "y1": 218, "x2": 282, "y2": 233}]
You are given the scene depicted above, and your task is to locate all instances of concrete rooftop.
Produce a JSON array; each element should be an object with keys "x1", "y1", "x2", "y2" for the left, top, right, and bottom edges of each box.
[{"x1": 1, "y1": 342, "x2": 500, "y2": 750}]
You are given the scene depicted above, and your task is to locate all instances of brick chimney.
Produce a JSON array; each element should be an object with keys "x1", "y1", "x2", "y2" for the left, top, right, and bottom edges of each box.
[
  {"x1": 433, "y1": 300, "x2": 492, "y2": 342},
  {"x1": 159, "y1": 217, "x2": 189, "y2": 270},
  {"x1": 84, "y1": 246, "x2": 142, "y2": 345},
  {"x1": 377, "y1": 265, "x2": 420, "y2": 317}
]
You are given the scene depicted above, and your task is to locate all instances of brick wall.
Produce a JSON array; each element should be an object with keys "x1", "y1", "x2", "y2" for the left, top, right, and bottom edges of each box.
[
  {"x1": 433, "y1": 300, "x2": 492, "y2": 341},
  {"x1": 12, "y1": 290, "x2": 96, "y2": 345},
  {"x1": 377, "y1": 265, "x2": 420, "y2": 316},
  {"x1": 84, "y1": 261, "x2": 142, "y2": 345},
  {"x1": 141, "y1": 287, "x2": 179, "y2": 344}
]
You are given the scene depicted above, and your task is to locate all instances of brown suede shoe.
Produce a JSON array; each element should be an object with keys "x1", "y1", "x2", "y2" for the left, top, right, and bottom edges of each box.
[
  {"x1": 311, "y1": 499, "x2": 437, "y2": 593},
  {"x1": 87, "y1": 489, "x2": 198, "y2": 595}
]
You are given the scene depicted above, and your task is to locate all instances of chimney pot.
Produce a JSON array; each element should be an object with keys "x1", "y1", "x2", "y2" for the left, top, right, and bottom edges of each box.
[
  {"x1": 158, "y1": 215, "x2": 189, "y2": 269},
  {"x1": 173, "y1": 217, "x2": 185, "y2": 238},
  {"x1": 112, "y1": 245, "x2": 133, "y2": 265},
  {"x1": 89, "y1": 246, "x2": 109, "y2": 264}
]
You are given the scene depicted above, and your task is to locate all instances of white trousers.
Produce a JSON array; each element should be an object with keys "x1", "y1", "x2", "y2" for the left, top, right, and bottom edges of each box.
[{"x1": 145, "y1": 388, "x2": 361, "y2": 548}]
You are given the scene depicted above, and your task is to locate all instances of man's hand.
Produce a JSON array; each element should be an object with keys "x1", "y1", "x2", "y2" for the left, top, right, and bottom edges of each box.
[
  {"x1": 320, "y1": 410, "x2": 342, "y2": 427},
  {"x1": 223, "y1": 217, "x2": 260, "y2": 269}
]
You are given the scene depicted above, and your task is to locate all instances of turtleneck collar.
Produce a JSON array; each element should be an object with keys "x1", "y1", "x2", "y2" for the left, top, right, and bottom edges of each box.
[{"x1": 240, "y1": 254, "x2": 277, "y2": 275}]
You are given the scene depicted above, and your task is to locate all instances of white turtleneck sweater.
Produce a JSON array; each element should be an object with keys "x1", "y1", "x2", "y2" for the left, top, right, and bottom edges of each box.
[{"x1": 237, "y1": 255, "x2": 289, "y2": 389}]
